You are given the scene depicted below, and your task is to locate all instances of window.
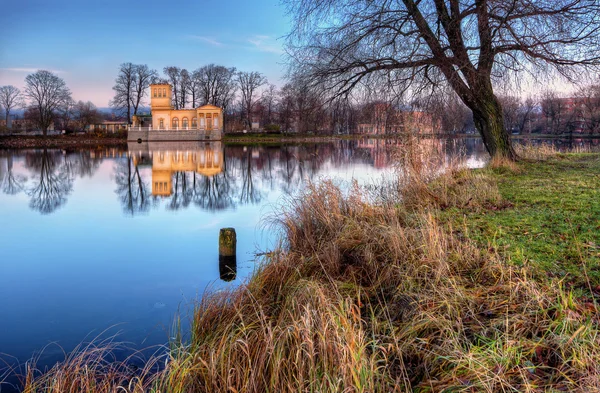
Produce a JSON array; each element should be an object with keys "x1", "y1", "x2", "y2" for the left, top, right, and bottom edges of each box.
[
  {"x1": 182, "y1": 117, "x2": 189, "y2": 128},
  {"x1": 153, "y1": 89, "x2": 157, "y2": 98},
  {"x1": 213, "y1": 116, "x2": 218, "y2": 128},
  {"x1": 163, "y1": 88, "x2": 166, "y2": 97},
  {"x1": 172, "y1": 117, "x2": 179, "y2": 128},
  {"x1": 159, "y1": 119, "x2": 164, "y2": 129},
  {"x1": 192, "y1": 117, "x2": 197, "y2": 128},
  {"x1": 200, "y1": 117, "x2": 205, "y2": 128}
]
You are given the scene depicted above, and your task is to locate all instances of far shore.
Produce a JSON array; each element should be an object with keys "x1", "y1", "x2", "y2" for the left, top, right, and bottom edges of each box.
[{"x1": 1, "y1": 132, "x2": 598, "y2": 149}]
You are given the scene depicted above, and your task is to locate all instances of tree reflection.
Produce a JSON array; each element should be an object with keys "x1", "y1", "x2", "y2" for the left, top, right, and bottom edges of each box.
[
  {"x1": 191, "y1": 171, "x2": 236, "y2": 211},
  {"x1": 167, "y1": 171, "x2": 193, "y2": 211},
  {"x1": 1, "y1": 154, "x2": 26, "y2": 195},
  {"x1": 120, "y1": 139, "x2": 448, "y2": 214},
  {"x1": 239, "y1": 148, "x2": 263, "y2": 204},
  {"x1": 25, "y1": 149, "x2": 74, "y2": 214},
  {"x1": 114, "y1": 156, "x2": 152, "y2": 216}
]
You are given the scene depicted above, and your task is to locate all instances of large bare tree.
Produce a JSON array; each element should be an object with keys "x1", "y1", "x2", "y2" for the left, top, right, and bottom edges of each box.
[
  {"x1": 110, "y1": 63, "x2": 136, "y2": 123},
  {"x1": 132, "y1": 64, "x2": 158, "y2": 117},
  {"x1": 111, "y1": 63, "x2": 156, "y2": 123},
  {"x1": 284, "y1": 0, "x2": 600, "y2": 159},
  {"x1": 163, "y1": 66, "x2": 183, "y2": 109},
  {"x1": 236, "y1": 71, "x2": 267, "y2": 128},
  {"x1": 0, "y1": 85, "x2": 24, "y2": 128},
  {"x1": 194, "y1": 64, "x2": 238, "y2": 110},
  {"x1": 24, "y1": 70, "x2": 72, "y2": 135}
]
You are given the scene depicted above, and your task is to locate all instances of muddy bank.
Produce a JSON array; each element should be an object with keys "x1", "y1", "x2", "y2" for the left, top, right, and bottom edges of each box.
[{"x1": 0, "y1": 135, "x2": 128, "y2": 149}]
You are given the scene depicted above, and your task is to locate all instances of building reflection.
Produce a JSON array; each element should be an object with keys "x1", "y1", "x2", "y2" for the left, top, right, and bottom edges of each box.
[{"x1": 128, "y1": 142, "x2": 224, "y2": 197}]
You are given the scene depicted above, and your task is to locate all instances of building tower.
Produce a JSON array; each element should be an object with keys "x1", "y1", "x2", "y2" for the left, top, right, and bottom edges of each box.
[{"x1": 150, "y1": 84, "x2": 173, "y2": 111}]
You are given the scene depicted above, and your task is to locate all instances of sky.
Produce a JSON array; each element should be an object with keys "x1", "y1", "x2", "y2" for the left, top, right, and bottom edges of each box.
[{"x1": 0, "y1": 0, "x2": 291, "y2": 107}]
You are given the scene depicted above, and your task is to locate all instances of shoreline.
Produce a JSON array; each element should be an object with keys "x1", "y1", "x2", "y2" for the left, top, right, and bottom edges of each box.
[
  {"x1": 2, "y1": 132, "x2": 598, "y2": 149},
  {"x1": 18, "y1": 146, "x2": 600, "y2": 392}
]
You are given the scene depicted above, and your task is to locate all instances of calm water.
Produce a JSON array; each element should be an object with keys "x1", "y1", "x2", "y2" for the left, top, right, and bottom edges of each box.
[{"x1": 0, "y1": 137, "x2": 597, "y2": 379}]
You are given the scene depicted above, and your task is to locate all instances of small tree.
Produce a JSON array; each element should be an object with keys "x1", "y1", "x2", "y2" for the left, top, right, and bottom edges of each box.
[
  {"x1": 74, "y1": 101, "x2": 102, "y2": 131},
  {"x1": 24, "y1": 70, "x2": 72, "y2": 135},
  {"x1": 0, "y1": 85, "x2": 24, "y2": 128}
]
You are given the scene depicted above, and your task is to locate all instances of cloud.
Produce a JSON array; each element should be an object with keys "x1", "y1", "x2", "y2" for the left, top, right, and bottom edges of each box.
[
  {"x1": 247, "y1": 35, "x2": 283, "y2": 54},
  {"x1": 187, "y1": 35, "x2": 224, "y2": 47},
  {"x1": 0, "y1": 67, "x2": 65, "y2": 74}
]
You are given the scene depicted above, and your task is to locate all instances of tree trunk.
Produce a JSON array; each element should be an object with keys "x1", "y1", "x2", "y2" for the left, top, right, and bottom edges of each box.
[{"x1": 469, "y1": 92, "x2": 517, "y2": 160}]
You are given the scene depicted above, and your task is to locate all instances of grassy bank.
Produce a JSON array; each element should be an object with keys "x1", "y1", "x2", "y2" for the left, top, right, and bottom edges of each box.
[{"x1": 19, "y1": 147, "x2": 600, "y2": 392}]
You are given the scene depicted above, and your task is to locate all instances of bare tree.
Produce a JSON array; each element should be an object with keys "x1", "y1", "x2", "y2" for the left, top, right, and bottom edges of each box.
[
  {"x1": 575, "y1": 84, "x2": 600, "y2": 134},
  {"x1": 541, "y1": 91, "x2": 566, "y2": 134},
  {"x1": 0, "y1": 85, "x2": 24, "y2": 128},
  {"x1": 195, "y1": 64, "x2": 238, "y2": 110},
  {"x1": 110, "y1": 63, "x2": 136, "y2": 123},
  {"x1": 24, "y1": 70, "x2": 72, "y2": 135},
  {"x1": 284, "y1": 0, "x2": 600, "y2": 159},
  {"x1": 236, "y1": 71, "x2": 267, "y2": 128},
  {"x1": 132, "y1": 65, "x2": 158, "y2": 117},
  {"x1": 55, "y1": 97, "x2": 76, "y2": 131},
  {"x1": 498, "y1": 95, "x2": 520, "y2": 134},
  {"x1": 186, "y1": 69, "x2": 201, "y2": 108},
  {"x1": 517, "y1": 97, "x2": 537, "y2": 134},
  {"x1": 179, "y1": 69, "x2": 191, "y2": 109},
  {"x1": 111, "y1": 63, "x2": 156, "y2": 123},
  {"x1": 163, "y1": 66, "x2": 183, "y2": 109},
  {"x1": 260, "y1": 84, "x2": 279, "y2": 125},
  {"x1": 74, "y1": 101, "x2": 103, "y2": 131}
]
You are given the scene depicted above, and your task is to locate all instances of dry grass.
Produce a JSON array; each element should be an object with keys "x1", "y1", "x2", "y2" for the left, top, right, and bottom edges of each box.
[{"x1": 19, "y1": 142, "x2": 600, "y2": 393}]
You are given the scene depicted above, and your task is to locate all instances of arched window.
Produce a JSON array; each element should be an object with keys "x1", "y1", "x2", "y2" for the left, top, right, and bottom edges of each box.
[
  {"x1": 159, "y1": 119, "x2": 164, "y2": 129},
  {"x1": 182, "y1": 117, "x2": 189, "y2": 128},
  {"x1": 162, "y1": 88, "x2": 166, "y2": 97},
  {"x1": 153, "y1": 89, "x2": 157, "y2": 98},
  {"x1": 172, "y1": 117, "x2": 179, "y2": 128},
  {"x1": 192, "y1": 117, "x2": 197, "y2": 128}
]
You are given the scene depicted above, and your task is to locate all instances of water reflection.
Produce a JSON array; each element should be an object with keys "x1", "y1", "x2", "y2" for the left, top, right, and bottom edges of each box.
[
  {"x1": 0, "y1": 149, "x2": 107, "y2": 214},
  {"x1": 0, "y1": 136, "x2": 599, "y2": 385},
  {"x1": 219, "y1": 256, "x2": 237, "y2": 282},
  {"x1": 2, "y1": 137, "x2": 600, "y2": 217}
]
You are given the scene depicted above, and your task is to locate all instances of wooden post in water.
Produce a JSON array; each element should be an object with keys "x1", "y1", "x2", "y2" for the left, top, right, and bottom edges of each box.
[{"x1": 219, "y1": 228, "x2": 237, "y2": 282}]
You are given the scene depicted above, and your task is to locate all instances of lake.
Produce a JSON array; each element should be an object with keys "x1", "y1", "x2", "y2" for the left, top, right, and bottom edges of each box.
[{"x1": 0, "y1": 136, "x2": 597, "y2": 381}]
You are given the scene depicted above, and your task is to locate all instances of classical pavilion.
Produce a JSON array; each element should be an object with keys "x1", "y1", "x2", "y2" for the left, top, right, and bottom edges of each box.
[{"x1": 128, "y1": 83, "x2": 224, "y2": 142}]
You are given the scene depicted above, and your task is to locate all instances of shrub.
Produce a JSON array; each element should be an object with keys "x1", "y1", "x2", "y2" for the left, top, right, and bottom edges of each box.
[{"x1": 263, "y1": 123, "x2": 281, "y2": 133}]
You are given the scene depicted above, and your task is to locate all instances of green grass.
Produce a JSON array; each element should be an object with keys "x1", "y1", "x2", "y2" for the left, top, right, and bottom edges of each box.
[{"x1": 444, "y1": 154, "x2": 600, "y2": 287}]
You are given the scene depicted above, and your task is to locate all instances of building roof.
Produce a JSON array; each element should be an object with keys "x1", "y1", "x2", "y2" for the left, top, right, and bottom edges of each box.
[{"x1": 197, "y1": 104, "x2": 221, "y2": 110}]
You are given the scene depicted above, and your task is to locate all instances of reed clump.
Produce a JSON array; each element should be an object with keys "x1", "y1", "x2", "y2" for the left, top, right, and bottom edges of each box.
[{"x1": 21, "y1": 144, "x2": 600, "y2": 392}]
